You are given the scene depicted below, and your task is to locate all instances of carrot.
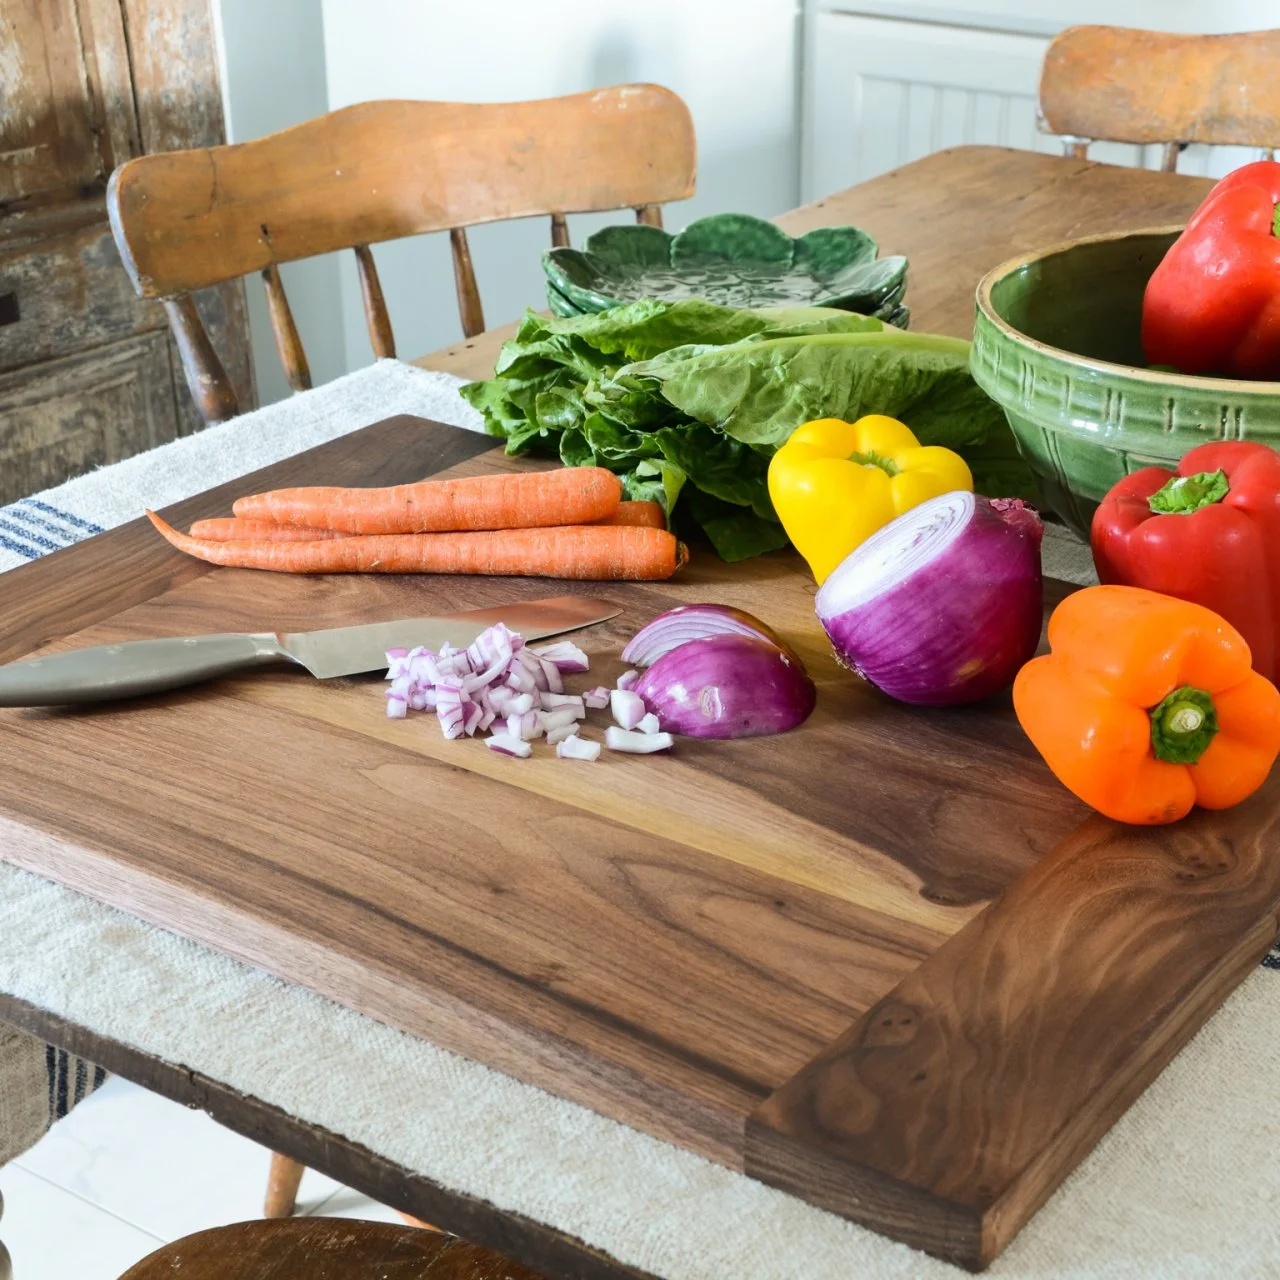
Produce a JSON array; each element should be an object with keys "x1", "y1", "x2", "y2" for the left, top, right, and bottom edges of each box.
[
  {"x1": 592, "y1": 501, "x2": 666, "y2": 530},
  {"x1": 147, "y1": 512, "x2": 687, "y2": 580},
  {"x1": 189, "y1": 517, "x2": 342, "y2": 542},
  {"x1": 232, "y1": 466, "x2": 622, "y2": 535}
]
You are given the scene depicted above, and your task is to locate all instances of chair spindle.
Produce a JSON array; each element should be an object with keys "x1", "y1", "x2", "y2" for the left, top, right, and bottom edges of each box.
[
  {"x1": 1159, "y1": 142, "x2": 1181, "y2": 172},
  {"x1": 450, "y1": 227, "x2": 485, "y2": 339},
  {"x1": 261, "y1": 263, "x2": 312, "y2": 392},
  {"x1": 550, "y1": 213, "x2": 570, "y2": 247},
  {"x1": 163, "y1": 296, "x2": 240, "y2": 424},
  {"x1": 353, "y1": 244, "x2": 395, "y2": 359},
  {"x1": 635, "y1": 204, "x2": 664, "y2": 228}
]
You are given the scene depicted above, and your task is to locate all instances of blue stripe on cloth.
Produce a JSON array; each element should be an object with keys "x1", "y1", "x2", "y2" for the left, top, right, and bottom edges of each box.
[
  {"x1": 5, "y1": 506, "x2": 78, "y2": 546},
  {"x1": 18, "y1": 499, "x2": 103, "y2": 536},
  {"x1": 0, "y1": 518, "x2": 64, "y2": 556},
  {"x1": 0, "y1": 528, "x2": 44, "y2": 561}
]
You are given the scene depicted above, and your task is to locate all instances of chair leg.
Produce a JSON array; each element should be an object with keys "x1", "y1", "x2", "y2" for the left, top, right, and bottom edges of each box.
[
  {"x1": 397, "y1": 1210, "x2": 443, "y2": 1233},
  {"x1": 0, "y1": 1187, "x2": 11, "y2": 1280},
  {"x1": 263, "y1": 1152, "x2": 306, "y2": 1218}
]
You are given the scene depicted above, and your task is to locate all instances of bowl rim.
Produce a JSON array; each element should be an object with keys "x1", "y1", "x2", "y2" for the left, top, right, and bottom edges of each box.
[{"x1": 974, "y1": 225, "x2": 1280, "y2": 396}]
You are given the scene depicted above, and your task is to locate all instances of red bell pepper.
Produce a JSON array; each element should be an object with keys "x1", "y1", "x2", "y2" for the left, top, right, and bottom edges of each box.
[
  {"x1": 1092, "y1": 440, "x2": 1280, "y2": 683},
  {"x1": 1142, "y1": 160, "x2": 1280, "y2": 380}
]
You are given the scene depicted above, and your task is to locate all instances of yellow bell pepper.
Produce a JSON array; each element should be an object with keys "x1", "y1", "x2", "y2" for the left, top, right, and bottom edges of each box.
[{"x1": 767, "y1": 414, "x2": 973, "y2": 584}]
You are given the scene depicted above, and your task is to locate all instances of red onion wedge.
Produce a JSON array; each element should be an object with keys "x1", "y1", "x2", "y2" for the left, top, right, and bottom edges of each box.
[
  {"x1": 621, "y1": 604, "x2": 799, "y2": 668},
  {"x1": 815, "y1": 491, "x2": 1043, "y2": 707},
  {"x1": 636, "y1": 634, "x2": 816, "y2": 738}
]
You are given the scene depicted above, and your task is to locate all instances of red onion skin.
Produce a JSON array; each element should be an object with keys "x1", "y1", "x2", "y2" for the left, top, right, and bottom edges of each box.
[
  {"x1": 621, "y1": 604, "x2": 802, "y2": 669},
  {"x1": 818, "y1": 496, "x2": 1043, "y2": 707},
  {"x1": 636, "y1": 635, "x2": 816, "y2": 738}
]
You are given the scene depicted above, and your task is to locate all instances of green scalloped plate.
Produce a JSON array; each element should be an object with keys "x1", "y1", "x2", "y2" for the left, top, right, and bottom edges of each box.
[
  {"x1": 544, "y1": 277, "x2": 910, "y2": 327},
  {"x1": 542, "y1": 213, "x2": 909, "y2": 317}
]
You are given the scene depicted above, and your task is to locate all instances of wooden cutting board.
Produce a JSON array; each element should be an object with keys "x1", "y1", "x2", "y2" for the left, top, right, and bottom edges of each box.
[{"x1": 1, "y1": 415, "x2": 1278, "y2": 1271}]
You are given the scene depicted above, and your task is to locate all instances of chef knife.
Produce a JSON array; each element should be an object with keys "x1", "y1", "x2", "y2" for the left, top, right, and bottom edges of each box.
[{"x1": 0, "y1": 595, "x2": 619, "y2": 707}]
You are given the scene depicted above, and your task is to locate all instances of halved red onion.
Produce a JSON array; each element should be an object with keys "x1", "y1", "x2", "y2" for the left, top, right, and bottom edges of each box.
[
  {"x1": 621, "y1": 604, "x2": 799, "y2": 668},
  {"x1": 636, "y1": 635, "x2": 815, "y2": 738},
  {"x1": 815, "y1": 491, "x2": 1043, "y2": 707}
]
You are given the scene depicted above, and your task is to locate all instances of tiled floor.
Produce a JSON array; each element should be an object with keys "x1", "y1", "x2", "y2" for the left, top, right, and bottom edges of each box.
[{"x1": 0, "y1": 1076, "x2": 402, "y2": 1278}]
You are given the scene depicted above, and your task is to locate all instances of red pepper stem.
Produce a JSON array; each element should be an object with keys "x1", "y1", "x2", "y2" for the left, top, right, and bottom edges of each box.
[
  {"x1": 1148, "y1": 469, "x2": 1229, "y2": 515},
  {"x1": 1150, "y1": 685, "x2": 1219, "y2": 765},
  {"x1": 1273, "y1": 201, "x2": 1280, "y2": 238}
]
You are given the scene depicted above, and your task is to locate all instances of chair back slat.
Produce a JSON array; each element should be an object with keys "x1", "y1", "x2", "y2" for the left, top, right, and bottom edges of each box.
[
  {"x1": 449, "y1": 227, "x2": 485, "y2": 339},
  {"x1": 636, "y1": 204, "x2": 664, "y2": 228},
  {"x1": 550, "y1": 212, "x2": 570, "y2": 247},
  {"x1": 1040, "y1": 26, "x2": 1280, "y2": 158},
  {"x1": 262, "y1": 263, "x2": 312, "y2": 392},
  {"x1": 162, "y1": 296, "x2": 239, "y2": 424},
  {"x1": 353, "y1": 244, "x2": 395, "y2": 359},
  {"x1": 107, "y1": 85, "x2": 695, "y2": 298}
]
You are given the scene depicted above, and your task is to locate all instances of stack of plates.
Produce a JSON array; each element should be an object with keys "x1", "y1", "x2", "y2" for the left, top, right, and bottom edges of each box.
[{"x1": 542, "y1": 212, "x2": 909, "y2": 326}]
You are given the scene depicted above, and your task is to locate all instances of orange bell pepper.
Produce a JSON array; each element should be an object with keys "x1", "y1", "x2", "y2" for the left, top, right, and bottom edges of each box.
[{"x1": 1013, "y1": 585, "x2": 1280, "y2": 825}]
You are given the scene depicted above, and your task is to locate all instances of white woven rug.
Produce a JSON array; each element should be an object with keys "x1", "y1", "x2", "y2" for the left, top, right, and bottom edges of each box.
[{"x1": 2, "y1": 360, "x2": 1277, "y2": 1279}]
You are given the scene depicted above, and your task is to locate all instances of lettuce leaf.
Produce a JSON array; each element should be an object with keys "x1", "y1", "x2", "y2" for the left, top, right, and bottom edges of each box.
[{"x1": 458, "y1": 300, "x2": 1035, "y2": 562}]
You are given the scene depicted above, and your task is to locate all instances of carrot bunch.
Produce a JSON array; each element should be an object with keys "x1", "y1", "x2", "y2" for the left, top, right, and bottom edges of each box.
[{"x1": 150, "y1": 466, "x2": 685, "y2": 581}]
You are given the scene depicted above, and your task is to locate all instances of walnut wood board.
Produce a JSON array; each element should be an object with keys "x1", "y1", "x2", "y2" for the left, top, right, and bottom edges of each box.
[
  {"x1": 0, "y1": 150, "x2": 1258, "y2": 1273},
  {"x1": 0, "y1": 413, "x2": 1277, "y2": 1271}
]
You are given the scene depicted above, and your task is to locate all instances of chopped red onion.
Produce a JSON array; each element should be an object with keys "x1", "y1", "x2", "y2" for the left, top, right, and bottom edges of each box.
[
  {"x1": 606, "y1": 726, "x2": 673, "y2": 754},
  {"x1": 533, "y1": 640, "x2": 591, "y2": 674},
  {"x1": 616, "y1": 668, "x2": 639, "y2": 692},
  {"x1": 383, "y1": 622, "x2": 594, "y2": 755},
  {"x1": 557, "y1": 734, "x2": 601, "y2": 761},
  {"x1": 539, "y1": 707, "x2": 581, "y2": 733},
  {"x1": 610, "y1": 688, "x2": 647, "y2": 730},
  {"x1": 487, "y1": 733, "x2": 532, "y2": 758},
  {"x1": 540, "y1": 692, "x2": 585, "y2": 714},
  {"x1": 545, "y1": 722, "x2": 578, "y2": 745},
  {"x1": 636, "y1": 712, "x2": 661, "y2": 734},
  {"x1": 583, "y1": 687, "x2": 610, "y2": 710}
]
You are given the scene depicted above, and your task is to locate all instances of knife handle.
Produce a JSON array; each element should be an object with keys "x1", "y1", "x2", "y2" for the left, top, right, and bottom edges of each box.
[{"x1": 0, "y1": 633, "x2": 297, "y2": 707}]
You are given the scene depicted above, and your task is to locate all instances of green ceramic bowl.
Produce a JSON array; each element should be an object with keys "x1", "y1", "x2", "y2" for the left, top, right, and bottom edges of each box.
[{"x1": 971, "y1": 228, "x2": 1280, "y2": 537}]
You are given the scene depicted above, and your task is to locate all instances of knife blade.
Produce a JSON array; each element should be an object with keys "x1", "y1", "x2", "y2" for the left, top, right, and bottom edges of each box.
[{"x1": 0, "y1": 595, "x2": 620, "y2": 707}]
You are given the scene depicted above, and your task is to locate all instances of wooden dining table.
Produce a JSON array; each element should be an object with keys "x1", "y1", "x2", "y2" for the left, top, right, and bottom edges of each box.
[{"x1": 0, "y1": 146, "x2": 1227, "y2": 1279}]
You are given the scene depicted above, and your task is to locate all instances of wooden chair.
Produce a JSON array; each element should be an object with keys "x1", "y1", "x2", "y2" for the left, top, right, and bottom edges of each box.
[
  {"x1": 1038, "y1": 26, "x2": 1280, "y2": 171},
  {"x1": 118, "y1": 1217, "x2": 546, "y2": 1279},
  {"x1": 106, "y1": 86, "x2": 696, "y2": 425}
]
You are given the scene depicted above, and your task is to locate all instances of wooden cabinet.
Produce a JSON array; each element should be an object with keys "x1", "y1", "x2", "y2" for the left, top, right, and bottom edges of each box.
[{"x1": 0, "y1": 0, "x2": 253, "y2": 505}]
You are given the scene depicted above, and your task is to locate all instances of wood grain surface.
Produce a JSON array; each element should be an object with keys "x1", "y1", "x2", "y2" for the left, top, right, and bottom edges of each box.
[
  {"x1": 120, "y1": 1217, "x2": 547, "y2": 1279},
  {"x1": 0, "y1": 149, "x2": 1249, "y2": 1274}
]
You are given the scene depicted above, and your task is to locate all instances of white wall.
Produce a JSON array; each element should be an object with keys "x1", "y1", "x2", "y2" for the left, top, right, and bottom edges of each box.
[
  {"x1": 318, "y1": 0, "x2": 802, "y2": 378},
  {"x1": 215, "y1": 0, "x2": 346, "y2": 405}
]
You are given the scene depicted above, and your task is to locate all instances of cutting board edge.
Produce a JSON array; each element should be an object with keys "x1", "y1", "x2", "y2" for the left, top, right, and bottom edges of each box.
[{"x1": 743, "y1": 805, "x2": 1280, "y2": 1271}]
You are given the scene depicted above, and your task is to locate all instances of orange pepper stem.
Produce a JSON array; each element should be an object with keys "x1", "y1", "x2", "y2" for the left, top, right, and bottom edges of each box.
[
  {"x1": 1149, "y1": 685, "x2": 1219, "y2": 764},
  {"x1": 847, "y1": 449, "x2": 899, "y2": 477},
  {"x1": 1147, "y1": 468, "x2": 1229, "y2": 515}
]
